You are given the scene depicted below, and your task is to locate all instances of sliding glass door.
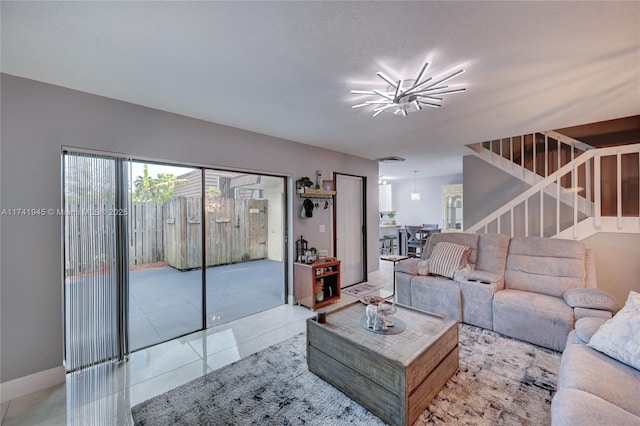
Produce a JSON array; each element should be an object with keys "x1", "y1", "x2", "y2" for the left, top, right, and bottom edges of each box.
[
  {"x1": 204, "y1": 170, "x2": 286, "y2": 327},
  {"x1": 64, "y1": 152, "x2": 288, "y2": 366},
  {"x1": 127, "y1": 161, "x2": 203, "y2": 351}
]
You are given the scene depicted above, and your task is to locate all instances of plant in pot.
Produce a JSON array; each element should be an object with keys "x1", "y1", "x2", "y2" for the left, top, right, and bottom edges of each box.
[
  {"x1": 296, "y1": 177, "x2": 313, "y2": 193},
  {"x1": 387, "y1": 212, "x2": 396, "y2": 225}
]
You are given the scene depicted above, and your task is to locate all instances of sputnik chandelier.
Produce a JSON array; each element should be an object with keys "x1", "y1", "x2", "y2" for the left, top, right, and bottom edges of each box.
[{"x1": 351, "y1": 61, "x2": 465, "y2": 117}]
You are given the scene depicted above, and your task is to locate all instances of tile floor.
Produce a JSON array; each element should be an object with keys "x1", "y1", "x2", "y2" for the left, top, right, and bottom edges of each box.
[{"x1": 1, "y1": 261, "x2": 395, "y2": 426}]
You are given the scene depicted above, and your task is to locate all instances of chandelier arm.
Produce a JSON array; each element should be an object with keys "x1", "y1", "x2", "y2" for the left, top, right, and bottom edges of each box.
[
  {"x1": 373, "y1": 90, "x2": 394, "y2": 101},
  {"x1": 411, "y1": 85, "x2": 448, "y2": 93},
  {"x1": 365, "y1": 100, "x2": 394, "y2": 105},
  {"x1": 406, "y1": 69, "x2": 465, "y2": 95},
  {"x1": 394, "y1": 80, "x2": 403, "y2": 101},
  {"x1": 351, "y1": 103, "x2": 370, "y2": 109},
  {"x1": 373, "y1": 105, "x2": 395, "y2": 117},
  {"x1": 416, "y1": 101, "x2": 441, "y2": 108},
  {"x1": 373, "y1": 104, "x2": 395, "y2": 112},
  {"x1": 376, "y1": 72, "x2": 398, "y2": 88},
  {"x1": 416, "y1": 88, "x2": 466, "y2": 96},
  {"x1": 350, "y1": 90, "x2": 378, "y2": 95},
  {"x1": 415, "y1": 62, "x2": 431, "y2": 85},
  {"x1": 404, "y1": 77, "x2": 433, "y2": 95}
]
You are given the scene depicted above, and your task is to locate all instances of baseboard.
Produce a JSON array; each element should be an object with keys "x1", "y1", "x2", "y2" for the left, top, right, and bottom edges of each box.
[{"x1": 0, "y1": 366, "x2": 66, "y2": 403}]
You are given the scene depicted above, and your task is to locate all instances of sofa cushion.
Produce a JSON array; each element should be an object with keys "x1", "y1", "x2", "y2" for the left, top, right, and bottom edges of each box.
[
  {"x1": 552, "y1": 388, "x2": 640, "y2": 426},
  {"x1": 424, "y1": 232, "x2": 479, "y2": 265},
  {"x1": 410, "y1": 275, "x2": 462, "y2": 321},
  {"x1": 588, "y1": 291, "x2": 640, "y2": 371},
  {"x1": 476, "y1": 233, "x2": 510, "y2": 276},
  {"x1": 564, "y1": 288, "x2": 620, "y2": 312},
  {"x1": 429, "y1": 242, "x2": 471, "y2": 279},
  {"x1": 505, "y1": 237, "x2": 586, "y2": 297},
  {"x1": 493, "y1": 289, "x2": 574, "y2": 352},
  {"x1": 558, "y1": 341, "x2": 640, "y2": 417},
  {"x1": 574, "y1": 317, "x2": 608, "y2": 344}
]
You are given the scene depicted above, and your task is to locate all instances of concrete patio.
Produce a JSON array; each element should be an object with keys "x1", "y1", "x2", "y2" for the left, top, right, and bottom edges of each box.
[{"x1": 129, "y1": 259, "x2": 285, "y2": 350}]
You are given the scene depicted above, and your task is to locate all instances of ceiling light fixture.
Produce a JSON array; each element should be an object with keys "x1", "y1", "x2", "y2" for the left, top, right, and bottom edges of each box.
[
  {"x1": 411, "y1": 171, "x2": 420, "y2": 201},
  {"x1": 351, "y1": 61, "x2": 465, "y2": 117}
]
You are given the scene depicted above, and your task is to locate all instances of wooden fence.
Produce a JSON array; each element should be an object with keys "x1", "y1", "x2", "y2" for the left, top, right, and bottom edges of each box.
[
  {"x1": 65, "y1": 197, "x2": 267, "y2": 273},
  {"x1": 164, "y1": 196, "x2": 268, "y2": 270},
  {"x1": 129, "y1": 202, "x2": 164, "y2": 266}
]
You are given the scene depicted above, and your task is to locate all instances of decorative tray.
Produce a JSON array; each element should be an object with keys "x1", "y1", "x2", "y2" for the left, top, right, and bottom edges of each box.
[{"x1": 359, "y1": 316, "x2": 407, "y2": 335}]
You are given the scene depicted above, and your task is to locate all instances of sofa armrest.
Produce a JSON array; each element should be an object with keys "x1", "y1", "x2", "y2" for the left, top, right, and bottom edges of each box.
[
  {"x1": 563, "y1": 288, "x2": 621, "y2": 313},
  {"x1": 394, "y1": 258, "x2": 420, "y2": 275},
  {"x1": 574, "y1": 317, "x2": 609, "y2": 344},
  {"x1": 574, "y1": 307, "x2": 613, "y2": 321}
]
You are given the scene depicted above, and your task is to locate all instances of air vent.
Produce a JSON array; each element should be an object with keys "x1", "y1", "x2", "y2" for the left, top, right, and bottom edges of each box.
[{"x1": 377, "y1": 156, "x2": 406, "y2": 163}]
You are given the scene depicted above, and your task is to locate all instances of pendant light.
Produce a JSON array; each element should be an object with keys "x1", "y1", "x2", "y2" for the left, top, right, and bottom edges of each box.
[{"x1": 411, "y1": 171, "x2": 420, "y2": 201}]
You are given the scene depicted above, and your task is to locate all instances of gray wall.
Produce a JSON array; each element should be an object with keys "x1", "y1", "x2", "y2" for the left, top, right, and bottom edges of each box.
[
  {"x1": 0, "y1": 74, "x2": 379, "y2": 383},
  {"x1": 463, "y1": 155, "x2": 529, "y2": 229},
  {"x1": 392, "y1": 174, "x2": 462, "y2": 228}
]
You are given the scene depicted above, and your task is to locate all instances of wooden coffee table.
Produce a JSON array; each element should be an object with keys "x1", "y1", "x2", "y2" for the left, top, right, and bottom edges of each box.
[{"x1": 306, "y1": 302, "x2": 458, "y2": 426}]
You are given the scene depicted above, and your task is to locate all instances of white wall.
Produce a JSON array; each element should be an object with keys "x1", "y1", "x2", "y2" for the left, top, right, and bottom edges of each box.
[
  {"x1": 392, "y1": 174, "x2": 462, "y2": 228},
  {"x1": 0, "y1": 74, "x2": 379, "y2": 384}
]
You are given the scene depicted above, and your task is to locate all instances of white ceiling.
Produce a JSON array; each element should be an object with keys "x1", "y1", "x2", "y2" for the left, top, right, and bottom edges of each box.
[{"x1": 2, "y1": 1, "x2": 639, "y2": 180}]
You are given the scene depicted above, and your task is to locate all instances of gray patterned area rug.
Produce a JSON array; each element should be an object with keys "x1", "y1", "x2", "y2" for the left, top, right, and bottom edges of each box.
[{"x1": 131, "y1": 324, "x2": 561, "y2": 425}]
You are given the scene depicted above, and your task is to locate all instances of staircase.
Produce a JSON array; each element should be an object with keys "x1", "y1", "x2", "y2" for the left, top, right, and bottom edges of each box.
[{"x1": 466, "y1": 132, "x2": 640, "y2": 240}]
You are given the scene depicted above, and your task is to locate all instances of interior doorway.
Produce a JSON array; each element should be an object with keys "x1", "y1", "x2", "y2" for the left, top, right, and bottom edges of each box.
[{"x1": 334, "y1": 173, "x2": 366, "y2": 287}]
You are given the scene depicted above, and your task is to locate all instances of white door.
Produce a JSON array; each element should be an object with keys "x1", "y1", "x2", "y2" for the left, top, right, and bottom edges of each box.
[{"x1": 335, "y1": 174, "x2": 365, "y2": 287}]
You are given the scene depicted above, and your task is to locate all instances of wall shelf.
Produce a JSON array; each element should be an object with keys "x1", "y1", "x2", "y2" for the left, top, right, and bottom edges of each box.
[{"x1": 297, "y1": 189, "x2": 336, "y2": 197}]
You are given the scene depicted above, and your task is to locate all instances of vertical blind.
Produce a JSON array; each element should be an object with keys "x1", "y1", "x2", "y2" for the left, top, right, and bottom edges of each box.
[{"x1": 64, "y1": 152, "x2": 126, "y2": 371}]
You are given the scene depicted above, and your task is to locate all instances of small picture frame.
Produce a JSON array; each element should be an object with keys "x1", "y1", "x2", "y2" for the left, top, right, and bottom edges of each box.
[{"x1": 322, "y1": 180, "x2": 334, "y2": 191}]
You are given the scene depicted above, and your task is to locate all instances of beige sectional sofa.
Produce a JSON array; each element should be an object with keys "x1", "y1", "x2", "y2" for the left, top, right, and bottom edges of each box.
[{"x1": 394, "y1": 233, "x2": 615, "y2": 351}]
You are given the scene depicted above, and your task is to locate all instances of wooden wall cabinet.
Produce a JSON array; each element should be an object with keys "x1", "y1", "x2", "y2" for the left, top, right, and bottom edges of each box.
[{"x1": 294, "y1": 259, "x2": 341, "y2": 310}]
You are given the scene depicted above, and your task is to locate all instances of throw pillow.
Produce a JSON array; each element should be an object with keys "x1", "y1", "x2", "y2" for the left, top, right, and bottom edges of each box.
[
  {"x1": 429, "y1": 242, "x2": 470, "y2": 279},
  {"x1": 588, "y1": 291, "x2": 640, "y2": 371},
  {"x1": 563, "y1": 288, "x2": 621, "y2": 312},
  {"x1": 417, "y1": 260, "x2": 430, "y2": 276}
]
